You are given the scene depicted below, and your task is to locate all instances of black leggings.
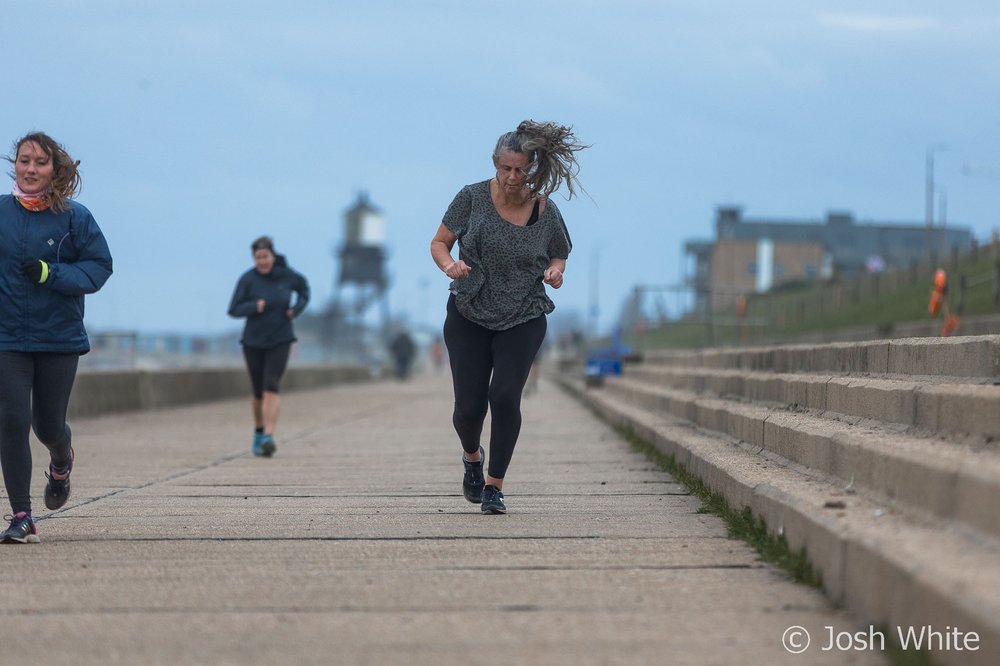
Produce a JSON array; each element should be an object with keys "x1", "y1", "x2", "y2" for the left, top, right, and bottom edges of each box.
[
  {"x1": 242, "y1": 343, "x2": 292, "y2": 399},
  {"x1": 0, "y1": 351, "x2": 79, "y2": 515},
  {"x1": 443, "y1": 295, "x2": 547, "y2": 480}
]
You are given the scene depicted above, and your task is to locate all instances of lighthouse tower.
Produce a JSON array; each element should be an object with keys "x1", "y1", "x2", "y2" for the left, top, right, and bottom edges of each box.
[{"x1": 331, "y1": 192, "x2": 390, "y2": 348}]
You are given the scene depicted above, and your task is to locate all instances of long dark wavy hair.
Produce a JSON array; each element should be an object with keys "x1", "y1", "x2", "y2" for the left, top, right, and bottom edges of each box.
[
  {"x1": 6, "y1": 132, "x2": 82, "y2": 213},
  {"x1": 492, "y1": 120, "x2": 589, "y2": 199}
]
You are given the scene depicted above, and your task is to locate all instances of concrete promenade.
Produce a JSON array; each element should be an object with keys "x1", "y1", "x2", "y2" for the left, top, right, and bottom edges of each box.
[{"x1": 2, "y1": 375, "x2": 880, "y2": 665}]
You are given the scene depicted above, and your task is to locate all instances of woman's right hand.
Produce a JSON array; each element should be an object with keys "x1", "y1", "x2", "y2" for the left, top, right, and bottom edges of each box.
[
  {"x1": 256, "y1": 299, "x2": 266, "y2": 313},
  {"x1": 444, "y1": 260, "x2": 471, "y2": 279}
]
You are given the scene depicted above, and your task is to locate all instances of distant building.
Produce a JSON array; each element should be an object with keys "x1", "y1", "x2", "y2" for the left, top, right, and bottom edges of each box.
[{"x1": 685, "y1": 206, "x2": 973, "y2": 313}]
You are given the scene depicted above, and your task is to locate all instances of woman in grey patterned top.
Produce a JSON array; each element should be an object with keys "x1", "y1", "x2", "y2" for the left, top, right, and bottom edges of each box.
[{"x1": 430, "y1": 120, "x2": 588, "y2": 514}]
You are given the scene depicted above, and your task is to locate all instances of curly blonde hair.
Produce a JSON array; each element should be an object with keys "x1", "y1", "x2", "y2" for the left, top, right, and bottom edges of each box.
[
  {"x1": 492, "y1": 120, "x2": 589, "y2": 199},
  {"x1": 6, "y1": 132, "x2": 82, "y2": 213}
]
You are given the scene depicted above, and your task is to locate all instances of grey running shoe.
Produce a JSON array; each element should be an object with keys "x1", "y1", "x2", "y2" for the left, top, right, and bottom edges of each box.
[
  {"x1": 462, "y1": 446, "x2": 485, "y2": 503},
  {"x1": 1, "y1": 512, "x2": 39, "y2": 544},
  {"x1": 481, "y1": 485, "x2": 506, "y2": 514}
]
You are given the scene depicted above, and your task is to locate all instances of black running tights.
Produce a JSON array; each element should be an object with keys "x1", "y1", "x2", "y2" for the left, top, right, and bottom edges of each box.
[
  {"x1": 0, "y1": 351, "x2": 78, "y2": 514},
  {"x1": 242, "y1": 342, "x2": 292, "y2": 399},
  {"x1": 443, "y1": 295, "x2": 547, "y2": 480}
]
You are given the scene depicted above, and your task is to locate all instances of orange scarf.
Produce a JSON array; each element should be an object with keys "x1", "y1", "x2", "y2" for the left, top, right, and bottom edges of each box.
[{"x1": 12, "y1": 183, "x2": 49, "y2": 212}]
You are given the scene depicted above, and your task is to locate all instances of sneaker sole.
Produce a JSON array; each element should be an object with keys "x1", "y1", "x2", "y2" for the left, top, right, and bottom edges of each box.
[
  {"x1": 261, "y1": 440, "x2": 276, "y2": 457},
  {"x1": 481, "y1": 505, "x2": 506, "y2": 515},
  {"x1": 1, "y1": 534, "x2": 40, "y2": 544}
]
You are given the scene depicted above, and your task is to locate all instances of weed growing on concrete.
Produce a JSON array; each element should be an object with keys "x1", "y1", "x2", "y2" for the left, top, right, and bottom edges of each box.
[
  {"x1": 617, "y1": 425, "x2": 823, "y2": 588},
  {"x1": 878, "y1": 625, "x2": 936, "y2": 666}
]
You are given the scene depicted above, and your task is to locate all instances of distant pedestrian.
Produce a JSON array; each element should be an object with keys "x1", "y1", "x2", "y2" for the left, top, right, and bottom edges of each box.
[
  {"x1": 430, "y1": 119, "x2": 587, "y2": 514},
  {"x1": 228, "y1": 236, "x2": 310, "y2": 457},
  {"x1": 428, "y1": 338, "x2": 446, "y2": 374},
  {"x1": 388, "y1": 328, "x2": 416, "y2": 379},
  {"x1": 0, "y1": 132, "x2": 113, "y2": 543}
]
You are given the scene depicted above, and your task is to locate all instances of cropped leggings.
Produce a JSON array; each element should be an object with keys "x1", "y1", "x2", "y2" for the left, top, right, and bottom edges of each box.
[
  {"x1": 0, "y1": 351, "x2": 78, "y2": 515},
  {"x1": 443, "y1": 295, "x2": 547, "y2": 480},
  {"x1": 242, "y1": 342, "x2": 292, "y2": 399}
]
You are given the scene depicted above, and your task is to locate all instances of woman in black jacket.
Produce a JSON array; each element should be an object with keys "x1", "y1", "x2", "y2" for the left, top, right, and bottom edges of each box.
[{"x1": 228, "y1": 236, "x2": 309, "y2": 457}]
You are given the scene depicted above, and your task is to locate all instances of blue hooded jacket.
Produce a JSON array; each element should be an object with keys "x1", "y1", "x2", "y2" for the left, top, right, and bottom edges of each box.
[{"x1": 0, "y1": 194, "x2": 113, "y2": 353}]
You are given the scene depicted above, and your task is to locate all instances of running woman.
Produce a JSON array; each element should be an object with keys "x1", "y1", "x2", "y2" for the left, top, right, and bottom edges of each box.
[
  {"x1": 228, "y1": 236, "x2": 310, "y2": 457},
  {"x1": 0, "y1": 132, "x2": 113, "y2": 543},
  {"x1": 430, "y1": 120, "x2": 587, "y2": 514}
]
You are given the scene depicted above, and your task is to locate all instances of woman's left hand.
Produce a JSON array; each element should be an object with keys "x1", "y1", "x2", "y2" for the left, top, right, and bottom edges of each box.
[{"x1": 543, "y1": 266, "x2": 564, "y2": 289}]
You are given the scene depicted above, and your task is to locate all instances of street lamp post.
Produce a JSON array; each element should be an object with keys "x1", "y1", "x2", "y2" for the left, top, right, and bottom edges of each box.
[{"x1": 925, "y1": 143, "x2": 947, "y2": 261}]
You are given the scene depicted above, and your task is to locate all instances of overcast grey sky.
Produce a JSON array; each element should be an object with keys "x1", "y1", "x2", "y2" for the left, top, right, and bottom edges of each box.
[{"x1": 5, "y1": 0, "x2": 999, "y2": 336}]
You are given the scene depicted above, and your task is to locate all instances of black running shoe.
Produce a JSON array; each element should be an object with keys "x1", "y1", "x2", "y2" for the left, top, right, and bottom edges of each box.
[
  {"x1": 44, "y1": 446, "x2": 74, "y2": 510},
  {"x1": 260, "y1": 435, "x2": 276, "y2": 458},
  {"x1": 462, "y1": 446, "x2": 485, "y2": 503},
  {"x1": 1, "y1": 512, "x2": 39, "y2": 544},
  {"x1": 481, "y1": 484, "x2": 506, "y2": 514}
]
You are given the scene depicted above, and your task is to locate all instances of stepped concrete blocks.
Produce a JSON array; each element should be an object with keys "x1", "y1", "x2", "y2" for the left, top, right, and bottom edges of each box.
[
  {"x1": 720, "y1": 373, "x2": 749, "y2": 396},
  {"x1": 764, "y1": 415, "x2": 835, "y2": 471},
  {"x1": 857, "y1": 434, "x2": 963, "y2": 521},
  {"x1": 693, "y1": 350, "x2": 719, "y2": 369},
  {"x1": 831, "y1": 341, "x2": 891, "y2": 374},
  {"x1": 842, "y1": 537, "x2": 917, "y2": 645},
  {"x1": 686, "y1": 370, "x2": 706, "y2": 393},
  {"x1": 688, "y1": 440, "x2": 759, "y2": 514},
  {"x1": 954, "y1": 458, "x2": 1000, "y2": 537},
  {"x1": 826, "y1": 378, "x2": 919, "y2": 426},
  {"x1": 916, "y1": 384, "x2": 1000, "y2": 440},
  {"x1": 806, "y1": 346, "x2": 843, "y2": 374},
  {"x1": 844, "y1": 536, "x2": 1000, "y2": 666},
  {"x1": 801, "y1": 375, "x2": 832, "y2": 409},
  {"x1": 698, "y1": 400, "x2": 734, "y2": 441},
  {"x1": 746, "y1": 374, "x2": 783, "y2": 405},
  {"x1": 763, "y1": 373, "x2": 829, "y2": 410},
  {"x1": 726, "y1": 402, "x2": 756, "y2": 441},
  {"x1": 754, "y1": 483, "x2": 851, "y2": 602},
  {"x1": 743, "y1": 349, "x2": 773, "y2": 372},
  {"x1": 671, "y1": 392, "x2": 696, "y2": 422},
  {"x1": 887, "y1": 336, "x2": 1000, "y2": 378},
  {"x1": 829, "y1": 429, "x2": 939, "y2": 517},
  {"x1": 826, "y1": 428, "x2": 856, "y2": 477},
  {"x1": 692, "y1": 400, "x2": 723, "y2": 434}
]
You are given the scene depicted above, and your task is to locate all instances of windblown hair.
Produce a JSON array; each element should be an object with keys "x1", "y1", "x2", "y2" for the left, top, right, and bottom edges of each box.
[
  {"x1": 492, "y1": 120, "x2": 589, "y2": 199},
  {"x1": 250, "y1": 235, "x2": 275, "y2": 255},
  {"x1": 6, "y1": 132, "x2": 82, "y2": 213}
]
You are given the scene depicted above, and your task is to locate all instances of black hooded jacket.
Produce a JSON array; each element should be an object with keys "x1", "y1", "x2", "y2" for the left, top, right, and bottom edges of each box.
[{"x1": 227, "y1": 255, "x2": 310, "y2": 348}]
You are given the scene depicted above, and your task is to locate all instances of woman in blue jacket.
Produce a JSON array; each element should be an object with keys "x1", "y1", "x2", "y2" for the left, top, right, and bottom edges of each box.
[
  {"x1": 228, "y1": 236, "x2": 310, "y2": 457},
  {"x1": 0, "y1": 132, "x2": 113, "y2": 543}
]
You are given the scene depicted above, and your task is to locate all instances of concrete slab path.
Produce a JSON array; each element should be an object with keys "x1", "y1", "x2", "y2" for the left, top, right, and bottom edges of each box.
[{"x1": 1, "y1": 375, "x2": 883, "y2": 665}]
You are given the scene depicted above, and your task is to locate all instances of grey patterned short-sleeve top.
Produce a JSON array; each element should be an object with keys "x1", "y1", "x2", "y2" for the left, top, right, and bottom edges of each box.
[{"x1": 442, "y1": 179, "x2": 572, "y2": 331}]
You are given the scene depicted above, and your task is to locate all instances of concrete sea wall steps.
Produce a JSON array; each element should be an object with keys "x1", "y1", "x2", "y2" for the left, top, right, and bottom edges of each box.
[{"x1": 558, "y1": 335, "x2": 1000, "y2": 665}]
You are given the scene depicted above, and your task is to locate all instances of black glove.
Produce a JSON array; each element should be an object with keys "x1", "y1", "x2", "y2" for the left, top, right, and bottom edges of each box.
[{"x1": 21, "y1": 260, "x2": 50, "y2": 284}]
